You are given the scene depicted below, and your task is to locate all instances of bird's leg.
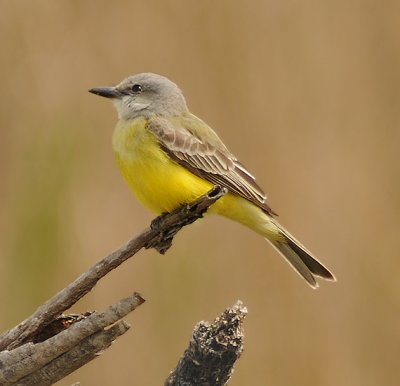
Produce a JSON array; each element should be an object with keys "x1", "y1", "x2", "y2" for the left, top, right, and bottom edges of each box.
[{"x1": 145, "y1": 186, "x2": 227, "y2": 254}]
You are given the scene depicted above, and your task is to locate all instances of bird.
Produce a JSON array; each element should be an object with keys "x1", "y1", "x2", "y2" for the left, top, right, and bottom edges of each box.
[{"x1": 89, "y1": 73, "x2": 335, "y2": 288}]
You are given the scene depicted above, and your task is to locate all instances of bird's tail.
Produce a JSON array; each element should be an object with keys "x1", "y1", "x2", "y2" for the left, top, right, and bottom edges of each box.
[
  {"x1": 267, "y1": 219, "x2": 335, "y2": 288},
  {"x1": 210, "y1": 194, "x2": 335, "y2": 288}
]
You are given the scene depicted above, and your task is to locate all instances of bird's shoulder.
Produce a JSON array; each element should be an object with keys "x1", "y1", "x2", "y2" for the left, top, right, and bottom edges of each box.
[{"x1": 147, "y1": 114, "x2": 229, "y2": 153}]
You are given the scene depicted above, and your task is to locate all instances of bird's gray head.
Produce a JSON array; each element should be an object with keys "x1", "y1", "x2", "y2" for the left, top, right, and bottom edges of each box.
[{"x1": 89, "y1": 73, "x2": 188, "y2": 120}]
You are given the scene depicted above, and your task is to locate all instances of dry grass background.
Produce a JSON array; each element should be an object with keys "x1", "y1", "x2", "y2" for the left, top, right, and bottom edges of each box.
[{"x1": 1, "y1": 1, "x2": 400, "y2": 385}]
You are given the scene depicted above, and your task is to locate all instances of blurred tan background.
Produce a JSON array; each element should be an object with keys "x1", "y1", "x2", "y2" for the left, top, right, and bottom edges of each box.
[{"x1": 1, "y1": 0, "x2": 400, "y2": 385}]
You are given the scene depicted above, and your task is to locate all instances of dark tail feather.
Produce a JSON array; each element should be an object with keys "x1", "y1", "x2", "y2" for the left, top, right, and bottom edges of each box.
[
  {"x1": 286, "y1": 238, "x2": 335, "y2": 280},
  {"x1": 268, "y1": 224, "x2": 335, "y2": 288}
]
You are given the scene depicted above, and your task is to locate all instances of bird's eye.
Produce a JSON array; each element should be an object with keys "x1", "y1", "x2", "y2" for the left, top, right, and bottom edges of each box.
[{"x1": 131, "y1": 84, "x2": 142, "y2": 93}]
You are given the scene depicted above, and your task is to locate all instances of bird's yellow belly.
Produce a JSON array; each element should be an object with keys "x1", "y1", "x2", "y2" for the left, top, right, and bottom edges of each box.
[
  {"x1": 112, "y1": 118, "x2": 277, "y2": 238},
  {"x1": 113, "y1": 118, "x2": 214, "y2": 214}
]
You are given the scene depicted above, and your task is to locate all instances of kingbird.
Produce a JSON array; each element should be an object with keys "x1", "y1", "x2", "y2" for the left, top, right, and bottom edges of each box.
[{"x1": 89, "y1": 73, "x2": 335, "y2": 288}]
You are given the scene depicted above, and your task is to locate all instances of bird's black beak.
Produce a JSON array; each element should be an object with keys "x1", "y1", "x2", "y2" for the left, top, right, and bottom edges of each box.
[{"x1": 88, "y1": 87, "x2": 123, "y2": 99}]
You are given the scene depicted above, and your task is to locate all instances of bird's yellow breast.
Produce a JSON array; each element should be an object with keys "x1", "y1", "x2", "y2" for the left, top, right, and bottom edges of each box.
[
  {"x1": 112, "y1": 117, "x2": 278, "y2": 238},
  {"x1": 112, "y1": 117, "x2": 213, "y2": 214}
]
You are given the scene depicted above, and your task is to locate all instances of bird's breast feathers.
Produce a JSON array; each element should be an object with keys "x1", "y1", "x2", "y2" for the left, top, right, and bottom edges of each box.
[{"x1": 112, "y1": 117, "x2": 213, "y2": 213}]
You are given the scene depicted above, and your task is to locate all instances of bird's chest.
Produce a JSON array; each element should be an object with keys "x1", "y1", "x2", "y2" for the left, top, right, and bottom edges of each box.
[
  {"x1": 113, "y1": 119, "x2": 155, "y2": 159},
  {"x1": 112, "y1": 118, "x2": 169, "y2": 180},
  {"x1": 112, "y1": 118, "x2": 208, "y2": 213}
]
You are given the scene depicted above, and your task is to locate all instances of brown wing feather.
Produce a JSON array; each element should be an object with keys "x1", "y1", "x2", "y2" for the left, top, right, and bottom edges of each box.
[{"x1": 148, "y1": 117, "x2": 277, "y2": 216}]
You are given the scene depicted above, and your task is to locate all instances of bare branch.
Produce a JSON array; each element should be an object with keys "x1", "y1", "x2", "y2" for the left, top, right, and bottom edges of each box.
[
  {"x1": 0, "y1": 293, "x2": 144, "y2": 385},
  {"x1": 0, "y1": 186, "x2": 227, "y2": 351},
  {"x1": 165, "y1": 301, "x2": 247, "y2": 386}
]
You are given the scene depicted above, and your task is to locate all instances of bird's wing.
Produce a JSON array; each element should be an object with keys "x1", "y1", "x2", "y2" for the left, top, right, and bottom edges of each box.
[{"x1": 147, "y1": 116, "x2": 277, "y2": 216}]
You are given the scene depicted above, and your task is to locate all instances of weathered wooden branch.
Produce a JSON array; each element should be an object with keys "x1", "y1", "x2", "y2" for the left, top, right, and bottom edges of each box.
[
  {"x1": 0, "y1": 293, "x2": 144, "y2": 386},
  {"x1": 0, "y1": 185, "x2": 227, "y2": 352},
  {"x1": 165, "y1": 301, "x2": 247, "y2": 386},
  {"x1": 0, "y1": 186, "x2": 229, "y2": 384}
]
